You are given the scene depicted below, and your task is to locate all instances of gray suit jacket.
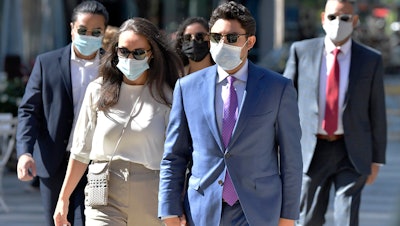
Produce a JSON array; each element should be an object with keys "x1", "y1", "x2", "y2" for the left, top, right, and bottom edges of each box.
[
  {"x1": 159, "y1": 61, "x2": 303, "y2": 225},
  {"x1": 283, "y1": 37, "x2": 387, "y2": 174}
]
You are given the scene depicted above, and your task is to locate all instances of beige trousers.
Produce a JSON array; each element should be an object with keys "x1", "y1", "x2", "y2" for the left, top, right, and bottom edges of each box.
[{"x1": 85, "y1": 160, "x2": 161, "y2": 226}]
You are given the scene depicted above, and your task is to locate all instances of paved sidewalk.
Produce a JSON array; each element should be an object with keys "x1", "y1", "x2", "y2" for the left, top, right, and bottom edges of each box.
[{"x1": 0, "y1": 171, "x2": 44, "y2": 226}]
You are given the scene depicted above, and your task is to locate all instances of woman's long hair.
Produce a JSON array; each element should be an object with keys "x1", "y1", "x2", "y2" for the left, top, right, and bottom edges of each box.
[
  {"x1": 174, "y1": 17, "x2": 209, "y2": 66},
  {"x1": 97, "y1": 17, "x2": 184, "y2": 111}
]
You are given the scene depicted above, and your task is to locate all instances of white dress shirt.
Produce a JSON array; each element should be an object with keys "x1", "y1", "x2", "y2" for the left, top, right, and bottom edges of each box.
[{"x1": 67, "y1": 46, "x2": 100, "y2": 150}]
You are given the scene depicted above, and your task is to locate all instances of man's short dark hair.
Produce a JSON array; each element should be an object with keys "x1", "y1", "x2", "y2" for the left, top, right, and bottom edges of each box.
[
  {"x1": 71, "y1": 1, "x2": 109, "y2": 27},
  {"x1": 209, "y1": 1, "x2": 256, "y2": 36}
]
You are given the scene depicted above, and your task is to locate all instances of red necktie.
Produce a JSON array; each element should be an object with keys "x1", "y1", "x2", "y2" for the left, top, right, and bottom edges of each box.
[{"x1": 323, "y1": 48, "x2": 340, "y2": 136}]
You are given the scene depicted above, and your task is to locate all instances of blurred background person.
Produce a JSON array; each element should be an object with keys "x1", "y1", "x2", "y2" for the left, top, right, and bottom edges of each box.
[
  {"x1": 16, "y1": 1, "x2": 109, "y2": 226},
  {"x1": 283, "y1": 0, "x2": 387, "y2": 225},
  {"x1": 174, "y1": 17, "x2": 214, "y2": 75},
  {"x1": 53, "y1": 17, "x2": 183, "y2": 226},
  {"x1": 102, "y1": 25, "x2": 119, "y2": 52}
]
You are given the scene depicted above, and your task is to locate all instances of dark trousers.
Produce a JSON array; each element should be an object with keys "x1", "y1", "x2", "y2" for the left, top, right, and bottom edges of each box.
[
  {"x1": 220, "y1": 201, "x2": 249, "y2": 226},
  {"x1": 297, "y1": 139, "x2": 367, "y2": 226},
  {"x1": 39, "y1": 155, "x2": 87, "y2": 226}
]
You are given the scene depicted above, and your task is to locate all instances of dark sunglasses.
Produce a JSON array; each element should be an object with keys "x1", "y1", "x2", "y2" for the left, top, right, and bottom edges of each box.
[
  {"x1": 326, "y1": 14, "x2": 353, "y2": 22},
  {"x1": 77, "y1": 27, "x2": 103, "y2": 37},
  {"x1": 116, "y1": 47, "x2": 151, "y2": 60},
  {"x1": 182, "y1": 32, "x2": 208, "y2": 43},
  {"x1": 210, "y1": 33, "x2": 247, "y2": 44}
]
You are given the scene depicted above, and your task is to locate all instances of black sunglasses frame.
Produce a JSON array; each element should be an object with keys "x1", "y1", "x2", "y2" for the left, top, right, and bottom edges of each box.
[
  {"x1": 182, "y1": 32, "x2": 209, "y2": 43},
  {"x1": 77, "y1": 27, "x2": 103, "y2": 37},
  {"x1": 116, "y1": 47, "x2": 151, "y2": 60},
  {"x1": 326, "y1": 14, "x2": 353, "y2": 22},
  {"x1": 209, "y1": 33, "x2": 247, "y2": 44}
]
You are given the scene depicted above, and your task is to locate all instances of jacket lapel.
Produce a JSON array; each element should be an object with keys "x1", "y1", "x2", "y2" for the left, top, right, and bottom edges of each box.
[
  {"x1": 199, "y1": 66, "x2": 225, "y2": 151},
  {"x1": 345, "y1": 41, "x2": 361, "y2": 108},
  {"x1": 307, "y1": 39, "x2": 324, "y2": 115},
  {"x1": 60, "y1": 44, "x2": 73, "y2": 102},
  {"x1": 228, "y1": 62, "x2": 264, "y2": 149}
]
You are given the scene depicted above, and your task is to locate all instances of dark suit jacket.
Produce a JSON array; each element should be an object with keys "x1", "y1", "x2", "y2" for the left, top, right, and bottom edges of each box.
[
  {"x1": 159, "y1": 61, "x2": 303, "y2": 225},
  {"x1": 16, "y1": 44, "x2": 74, "y2": 178},
  {"x1": 283, "y1": 37, "x2": 387, "y2": 175}
]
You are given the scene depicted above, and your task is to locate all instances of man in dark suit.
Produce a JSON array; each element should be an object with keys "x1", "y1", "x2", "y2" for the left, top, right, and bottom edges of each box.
[
  {"x1": 283, "y1": 0, "x2": 387, "y2": 225},
  {"x1": 16, "y1": 1, "x2": 108, "y2": 225},
  {"x1": 158, "y1": 2, "x2": 302, "y2": 226}
]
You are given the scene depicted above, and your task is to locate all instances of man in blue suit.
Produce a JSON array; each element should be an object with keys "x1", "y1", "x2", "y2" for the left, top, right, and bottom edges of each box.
[
  {"x1": 158, "y1": 2, "x2": 303, "y2": 226},
  {"x1": 283, "y1": 0, "x2": 387, "y2": 225},
  {"x1": 16, "y1": 1, "x2": 108, "y2": 225}
]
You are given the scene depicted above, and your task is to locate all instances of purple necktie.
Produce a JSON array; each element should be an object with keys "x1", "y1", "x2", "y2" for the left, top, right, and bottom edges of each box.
[{"x1": 222, "y1": 76, "x2": 239, "y2": 206}]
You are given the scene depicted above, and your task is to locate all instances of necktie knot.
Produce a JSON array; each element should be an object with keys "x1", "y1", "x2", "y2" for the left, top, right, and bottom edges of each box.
[
  {"x1": 332, "y1": 48, "x2": 340, "y2": 57},
  {"x1": 227, "y1": 76, "x2": 236, "y2": 84}
]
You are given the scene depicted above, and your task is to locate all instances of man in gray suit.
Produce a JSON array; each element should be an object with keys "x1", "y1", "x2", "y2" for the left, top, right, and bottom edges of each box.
[
  {"x1": 159, "y1": 1, "x2": 302, "y2": 226},
  {"x1": 283, "y1": 0, "x2": 387, "y2": 225}
]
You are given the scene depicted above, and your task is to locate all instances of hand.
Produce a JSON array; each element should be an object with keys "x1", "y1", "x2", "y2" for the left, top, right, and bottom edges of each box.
[
  {"x1": 17, "y1": 154, "x2": 36, "y2": 181},
  {"x1": 366, "y1": 163, "x2": 380, "y2": 185},
  {"x1": 180, "y1": 214, "x2": 187, "y2": 226},
  {"x1": 278, "y1": 218, "x2": 295, "y2": 226},
  {"x1": 53, "y1": 199, "x2": 70, "y2": 226},
  {"x1": 162, "y1": 214, "x2": 187, "y2": 226}
]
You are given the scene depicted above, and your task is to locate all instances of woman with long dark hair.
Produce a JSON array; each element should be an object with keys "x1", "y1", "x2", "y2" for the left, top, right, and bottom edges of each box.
[
  {"x1": 175, "y1": 17, "x2": 214, "y2": 75},
  {"x1": 53, "y1": 17, "x2": 183, "y2": 226}
]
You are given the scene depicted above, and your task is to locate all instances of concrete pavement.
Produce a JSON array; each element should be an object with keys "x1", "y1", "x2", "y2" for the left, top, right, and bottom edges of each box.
[
  {"x1": 0, "y1": 75, "x2": 399, "y2": 226},
  {"x1": 0, "y1": 172, "x2": 44, "y2": 226}
]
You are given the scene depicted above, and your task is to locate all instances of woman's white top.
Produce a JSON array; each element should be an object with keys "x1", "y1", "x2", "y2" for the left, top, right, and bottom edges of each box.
[{"x1": 70, "y1": 77, "x2": 172, "y2": 170}]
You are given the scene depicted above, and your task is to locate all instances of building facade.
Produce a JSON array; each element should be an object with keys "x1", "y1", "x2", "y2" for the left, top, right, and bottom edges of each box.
[{"x1": 0, "y1": 0, "x2": 392, "y2": 73}]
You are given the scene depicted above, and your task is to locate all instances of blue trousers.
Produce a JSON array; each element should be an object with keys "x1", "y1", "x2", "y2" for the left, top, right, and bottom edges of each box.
[{"x1": 220, "y1": 201, "x2": 249, "y2": 226}]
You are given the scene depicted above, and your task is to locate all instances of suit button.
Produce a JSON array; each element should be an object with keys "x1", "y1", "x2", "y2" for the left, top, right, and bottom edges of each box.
[
  {"x1": 225, "y1": 153, "x2": 231, "y2": 158},
  {"x1": 218, "y1": 180, "x2": 224, "y2": 186},
  {"x1": 64, "y1": 140, "x2": 68, "y2": 144}
]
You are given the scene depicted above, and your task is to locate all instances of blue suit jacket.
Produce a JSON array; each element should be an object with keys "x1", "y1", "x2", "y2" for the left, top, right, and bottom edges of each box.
[
  {"x1": 159, "y1": 61, "x2": 303, "y2": 225},
  {"x1": 283, "y1": 38, "x2": 387, "y2": 174},
  {"x1": 16, "y1": 44, "x2": 74, "y2": 178}
]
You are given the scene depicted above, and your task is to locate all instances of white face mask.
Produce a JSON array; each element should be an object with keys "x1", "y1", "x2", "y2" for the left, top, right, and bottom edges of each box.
[
  {"x1": 210, "y1": 40, "x2": 247, "y2": 71},
  {"x1": 116, "y1": 57, "x2": 149, "y2": 81},
  {"x1": 323, "y1": 18, "x2": 353, "y2": 43},
  {"x1": 73, "y1": 33, "x2": 103, "y2": 56}
]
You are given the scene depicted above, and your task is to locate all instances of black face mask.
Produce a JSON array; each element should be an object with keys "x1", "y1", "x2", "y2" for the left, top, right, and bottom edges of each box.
[{"x1": 182, "y1": 40, "x2": 209, "y2": 62}]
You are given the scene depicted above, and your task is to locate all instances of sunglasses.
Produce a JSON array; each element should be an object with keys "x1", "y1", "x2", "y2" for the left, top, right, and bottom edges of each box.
[
  {"x1": 116, "y1": 47, "x2": 151, "y2": 60},
  {"x1": 182, "y1": 32, "x2": 208, "y2": 43},
  {"x1": 77, "y1": 27, "x2": 103, "y2": 37},
  {"x1": 326, "y1": 14, "x2": 353, "y2": 22},
  {"x1": 209, "y1": 33, "x2": 247, "y2": 44}
]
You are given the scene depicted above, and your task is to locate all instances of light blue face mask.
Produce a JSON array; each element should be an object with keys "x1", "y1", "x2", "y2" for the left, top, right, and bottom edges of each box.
[
  {"x1": 116, "y1": 57, "x2": 149, "y2": 81},
  {"x1": 73, "y1": 33, "x2": 103, "y2": 56}
]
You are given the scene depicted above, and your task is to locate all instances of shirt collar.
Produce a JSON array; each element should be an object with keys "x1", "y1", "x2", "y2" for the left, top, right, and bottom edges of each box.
[
  {"x1": 324, "y1": 36, "x2": 352, "y2": 56},
  {"x1": 217, "y1": 60, "x2": 249, "y2": 83}
]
